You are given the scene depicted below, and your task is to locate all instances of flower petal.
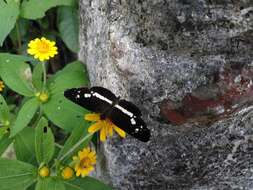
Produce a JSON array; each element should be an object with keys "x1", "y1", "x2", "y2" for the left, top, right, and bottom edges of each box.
[
  {"x1": 81, "y1": 170, "x2": 89, "y2": 177},
  {"x1": 88, "y1": 121, "x2": 103, "y2": 133},
  {"x1": 100, "y1": 124, "x2": 107, "y2": 142},
  {"x1": 84, "y1": 113, "x2": 100, "y2": 121},
  {"x1": 108, "y1": 124, "x2": 113, "y2": 137},
  {"x1": 76, "y1": 170, "x2": 81, "y2": 177},
  {"x1": 113, "y1": 125, "x2": 126, "y2": 138}
]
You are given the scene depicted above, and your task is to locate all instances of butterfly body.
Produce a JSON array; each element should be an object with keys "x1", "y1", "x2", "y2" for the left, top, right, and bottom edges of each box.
[{"x1": 64, "y1": 86, "x2": 150, "y2": 142}]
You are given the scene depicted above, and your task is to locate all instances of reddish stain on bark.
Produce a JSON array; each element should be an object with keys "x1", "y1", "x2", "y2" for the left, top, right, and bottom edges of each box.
[{"x1": 160, "y1": 65, "x2": 253, "y2": 125}]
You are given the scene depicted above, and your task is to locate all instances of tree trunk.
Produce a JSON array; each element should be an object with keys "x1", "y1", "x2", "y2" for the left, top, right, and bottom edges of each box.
[{"x1": 79, "y1": 0, "x2": 253, "y2": 189}]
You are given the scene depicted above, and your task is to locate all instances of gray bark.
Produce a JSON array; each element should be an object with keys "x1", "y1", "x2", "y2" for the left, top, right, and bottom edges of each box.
[{"x1": 79, "y1": 0, "x2": 253, "y2": 189}]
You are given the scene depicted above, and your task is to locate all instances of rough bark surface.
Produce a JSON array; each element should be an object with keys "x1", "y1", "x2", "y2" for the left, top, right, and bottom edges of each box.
[{"x1": 79, "y1": 0, "x2": 253, "y2": 189}]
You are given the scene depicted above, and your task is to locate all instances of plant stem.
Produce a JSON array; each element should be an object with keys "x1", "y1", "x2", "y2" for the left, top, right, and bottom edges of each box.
[
  {"x1": 58, "y1": 133, "x2": 93, "y2": 162},
  {"x1": 42, "y1": 62, "x2": 47, "y2": 90},
  {"x1": 15, "y1": 22, "x2": 22, "y2": 54},
  {"x1": 51, "y1": 133, "x2": 93, "y2": 170},
  {"x1": 55, "y1": 143, "x2": 63, "y2": 149}
]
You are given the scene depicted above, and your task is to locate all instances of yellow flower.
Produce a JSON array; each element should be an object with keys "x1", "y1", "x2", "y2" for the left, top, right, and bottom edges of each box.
[
  {"x1": 35, "y1": 92, "x2": 49, "y2": 103},
  {"x1": 73, "y1": 147, "x2": 96, "y2": 177},
  {"x1": 38, "y1": 166, "x2": 50, "y2": 178},
  {"x1": 27, "y1": 37, "x2": 58, "y2": 61},
  {"x1": 85, "y1": 113, "x2": 126, "y2": 142},
  {"x1": 0, "y1": 81, "x2": 5, "y2": 92},
  {"x1": 39, "y1": 92, "x2": 49, "y2": 103},
  {"x1": 61, "y1": 167, "x2": 74, "y2": 180}
]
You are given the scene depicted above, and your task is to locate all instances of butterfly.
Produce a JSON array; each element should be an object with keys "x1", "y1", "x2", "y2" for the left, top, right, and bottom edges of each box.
[{"x1": 64, "y1": 86, "x2": 150, "y2": 142}]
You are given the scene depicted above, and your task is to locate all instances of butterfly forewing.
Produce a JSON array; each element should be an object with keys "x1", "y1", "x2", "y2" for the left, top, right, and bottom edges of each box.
[
  {"x1": 90, "y1": 86, "x2": 117, "y2": 101},
  {"x1": 64, "y1": 87, "x2": 113, "y2": 113},
  {"x1": 118, "y1": 100, "x2": 142, "y2": 116}
]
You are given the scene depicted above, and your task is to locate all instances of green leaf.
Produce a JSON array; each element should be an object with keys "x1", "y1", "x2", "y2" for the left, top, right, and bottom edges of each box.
[
  {"x1": 0, "y1": 95, "x2": 10, "y2": 122},
  {"x1": 0, "y1": 53, "x2": 35, "y2": 96},
  {"x1": 48, "y1": 61, "x2": 89, "y2": 94},
  {"x1": 63, "y1": 177, "x2": 112, "y2": 190},
  {"x1": 36, "y1": 178, "x2": 65, "y2": 190},
  {"x1": 32, "y1": 63, "x2": 44, "y2": 91},
  {"x1": 0, "y1": 0, "x2": 20, "y2": 46},
  {"x1": 0, "y1": 158, "x2": 37, "y2": 190},
  {"x1": 10, "y1": 98, "x2": 39, "y2": 137},
  {"x1": 43, "y1": 93, "x2": 88, "y2": 131},
  {"x1": 0, "y1": 127, "x2": 8, "y2": 140},
  {"x1": 1, "y1": 185, "x2": 31, "y2": 190},
  {"x1": 27, "y1": 183, "x2": 36, "y2": 190},
  {"x1": 35, "y1": 117, "x2": 55, "y2": 164},
  {"x1": 57, "y1": 6, "x2": 79, "y2": 53},
  {"x1": 9, "y1": 18, "x2": 29, "y2": 46},
  {"x1": 57, "y1": 124, "x2": 92, "y2": 164},
  {"x1": 0, "y1": 134, "x2": 12, "y2": 156},
  {"x1": 37, "y1": 18, "x2": 50, "y2": 30},
  {"x1": 20, "y1": 0, "x2": 74, "y2": 19},
  {"x1": 14, "y1": 127, "x2": 36, "y2": 165}
]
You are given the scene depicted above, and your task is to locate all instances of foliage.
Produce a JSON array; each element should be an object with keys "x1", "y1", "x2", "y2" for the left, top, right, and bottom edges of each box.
[
  {"x1": 0, "y1": 0, "x2": 79, "y2": 53},
  {"x1": 0, "y1": 53, "x2": 112, "y2": 189},
  {"x1": 0, "y1": 0, "x2": 19, "y2": 46},
  {"x1": 0, "y1": 1, "x2": 113, "y2": 190},
  {"x1": 57, "y1": 6, "x2": 79, "y2": 53}
]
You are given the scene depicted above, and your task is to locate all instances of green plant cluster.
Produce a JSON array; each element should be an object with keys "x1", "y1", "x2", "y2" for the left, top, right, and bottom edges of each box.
[
  {"x1": 0, "y1": 55, "x2": 112, "y2": 189},
  {"x1": 0, "y1": 0, "x2": 79, "y2": 53},
  {"x1": 0, "y1": 0, "x2": 113, "y2": 190}
]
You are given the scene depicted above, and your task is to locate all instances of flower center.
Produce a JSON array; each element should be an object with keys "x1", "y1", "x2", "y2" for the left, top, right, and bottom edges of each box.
[
  {"x1": 105, "y1": 118, "x2": 113, "y2": 125},
  {"x1": 36, "y1": 92, "x2": 49, "y2": 103},
  {"x1": 39, "y1": 166, "x2": 50, "y2": 177},
  {"x1": 100, "y1": 114, "x2": 107, "y2": 120},
  {"x1": 38, "y1": 41, "x2": 50, "y2": 53},
  {"x1": 80, "y1": 157, "x2": 92, "y2": 169},
  {"x1": 61, "y1": 167, "x2": 74, "y2": 180}
]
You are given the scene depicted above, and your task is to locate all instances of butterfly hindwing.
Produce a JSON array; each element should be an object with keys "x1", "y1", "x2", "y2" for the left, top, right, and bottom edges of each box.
[{"x1": 109, "y1": 103, "x2": 150, "y2": 142}]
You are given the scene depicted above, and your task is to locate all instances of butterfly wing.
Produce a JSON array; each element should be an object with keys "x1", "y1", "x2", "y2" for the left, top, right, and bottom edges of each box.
[
  {"x1": 65, "y1": 87, "x2": 150, "y2": 142},
  {"x1": 90, "y1": 86, "x2": 117, "y2": 101},
  {"x1": 117, "y1": 100, "x2": 142, "y2": 116},
  {"x1": 64, "y1": 87, "x2": 117, "y2": 113},
  {"x1": 109, "y1": 100, "x2": 150, "y2": 142}
]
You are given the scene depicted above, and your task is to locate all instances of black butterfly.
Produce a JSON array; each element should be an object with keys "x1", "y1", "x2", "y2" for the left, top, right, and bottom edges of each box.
[{"x1": 64, "y1": 86, "x2": 150, "y2": 142}]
